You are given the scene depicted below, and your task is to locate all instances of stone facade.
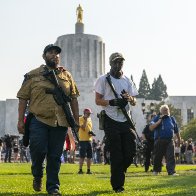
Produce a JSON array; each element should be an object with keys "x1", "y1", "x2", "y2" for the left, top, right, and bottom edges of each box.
[
  {"x1": 1, "y1": 97, "x2": 195, "y2": 138},
  {"x1": 165, "y1": 96, "x2": 196, "y2": 125},
  {"x1": 1, "y1": 15, "x2": 195, "y2": 139},
  {"x1": 54, "y1": 22, "x2": 105, "y2": 139},
  {"x1": 0, "y1": 99, "x2": 18, "y2": 137},
  {"x1": 55, "y1": 23, "x2": 105, "y2": 80},
  {"x1": 0, "y1": 101, "x2": 6, "y2": 136}
]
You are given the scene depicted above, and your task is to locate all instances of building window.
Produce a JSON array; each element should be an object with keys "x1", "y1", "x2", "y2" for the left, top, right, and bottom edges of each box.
[
  {"x1": 176, "y1": 109, "x2": 181, "y2": 116},
  {"x1": 187, "y1": 109, "x2": 194, "y2": 123}
]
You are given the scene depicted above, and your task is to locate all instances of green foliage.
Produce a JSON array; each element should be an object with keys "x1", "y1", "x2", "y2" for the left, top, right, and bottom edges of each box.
[
  {"x1": 0, "y1": 163, "x2": 195, "y2": 195},
  {"x1": 137, "y1": 71, "x2": 168, "y2": 100},
  {"x1": 137, "y1": 70, "x2": 151, "y2": 99},
  {"x1": 150, "y1": 75, "x2": 168, "y2": 101},
  {"x1": 181, "y1": 118, "x2": 196, "y2": 141}
]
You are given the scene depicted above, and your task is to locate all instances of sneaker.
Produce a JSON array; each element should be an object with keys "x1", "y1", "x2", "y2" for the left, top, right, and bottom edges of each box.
[
  {"x1": 33, "y1": 177, "x2": 42, "y2": 192},
  {"x1": 169, "y1": 173, "x2": 179, "y2": 176},
  {"x1": 48, "y1": 189, "x2": 62, "y2": 196},
  {"x1": 86, "y1": 171, "x2": 92, "y2": 174},
  {"x1": 78, "y1": 170, "x2": 83, "y2": 174},
  {"x1": 114, "y1": 187, "x2": 124, "y2": 193},
  {"x1": 153, "y1": 172, "x2": 158, "y2": 176}
]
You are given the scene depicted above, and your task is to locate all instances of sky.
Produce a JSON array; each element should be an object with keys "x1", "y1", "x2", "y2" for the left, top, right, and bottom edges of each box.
[{"x1": 0, "y1": 0, "x2": 196, "y2": 100}]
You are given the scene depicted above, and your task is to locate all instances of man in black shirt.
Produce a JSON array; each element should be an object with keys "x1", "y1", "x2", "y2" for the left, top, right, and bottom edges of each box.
[
  {"x1": 142, "y1": 114, "x2": 155, "y2": 172},
  {"x1": 4, "y1": 134, "x2": 13, "y2": 163}
]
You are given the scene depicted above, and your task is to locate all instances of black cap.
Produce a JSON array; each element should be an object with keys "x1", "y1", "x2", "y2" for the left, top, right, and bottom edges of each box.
[{"x1": 43, "y1": 44, "x2": 61, "y2": 54}]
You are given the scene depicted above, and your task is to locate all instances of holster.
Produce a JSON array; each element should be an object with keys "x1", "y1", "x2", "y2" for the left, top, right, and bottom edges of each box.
[
  {"x1": 97, "y1": 110, "x2": 106, "y2": 130},
  {"x1": 23, "y1": 113, "x2": 34, "y2": 147}
]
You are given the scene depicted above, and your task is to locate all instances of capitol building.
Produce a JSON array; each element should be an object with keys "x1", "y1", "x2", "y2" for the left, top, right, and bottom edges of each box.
[{"x1": 0, "y1": 5, "x2": 195, "y2": 139}]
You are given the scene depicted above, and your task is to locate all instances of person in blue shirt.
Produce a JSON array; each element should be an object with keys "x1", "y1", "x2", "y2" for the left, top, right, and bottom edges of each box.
[{"x1": 149, "y1": 104, "x2": 181, "y2": 176}]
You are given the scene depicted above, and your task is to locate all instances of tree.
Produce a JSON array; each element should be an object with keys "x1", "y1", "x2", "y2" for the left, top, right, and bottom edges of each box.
[
  {"x1": 149, "y1": 78, "x2": 157, "y2": 100},
  {"x1": 137, "y1": 70, "x2": 151, "y2": 99},
  {"x1": 181, "y1": 118, "x2": 196, "y2": 141},
  {"x1": 150, "y1": 75, "x2": 168, "y2": 101}
]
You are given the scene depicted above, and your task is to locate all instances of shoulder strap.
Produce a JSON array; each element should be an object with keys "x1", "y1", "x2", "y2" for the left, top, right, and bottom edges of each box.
[
  {"x1": 105, "y1": 72, "x2": 143, "y2": 146},
  {"x1": 106, "y1": 73, "x2": 119, "y2": 98}
]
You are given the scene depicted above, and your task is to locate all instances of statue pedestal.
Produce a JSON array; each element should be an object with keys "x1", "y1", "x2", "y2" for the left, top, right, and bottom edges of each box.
[{"x1": 75, "y1": 22, "x2": 84, "y2": 34}]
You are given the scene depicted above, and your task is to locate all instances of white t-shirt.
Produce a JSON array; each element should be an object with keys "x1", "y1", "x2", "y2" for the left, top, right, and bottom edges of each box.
[
  {"x1": 94, "y1": 74, "x2": 138, "y2": 122},
  {"x1": 175, "y1": 147, "x2": 180, "y2": 154}
]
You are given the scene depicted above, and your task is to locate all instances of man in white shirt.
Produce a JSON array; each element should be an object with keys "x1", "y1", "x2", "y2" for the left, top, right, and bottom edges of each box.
[{"x1": 94, "y1": 52, "x2": 138, "y2": 193}]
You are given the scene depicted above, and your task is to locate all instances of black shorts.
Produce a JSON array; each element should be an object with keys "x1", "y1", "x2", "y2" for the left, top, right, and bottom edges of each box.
[{"x1": 79, "y1": 141, "x2": 92, "y2": 158}]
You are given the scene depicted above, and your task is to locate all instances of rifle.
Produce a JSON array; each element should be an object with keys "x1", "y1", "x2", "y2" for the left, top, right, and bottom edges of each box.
[
  {"x1": 106, "y1": 73, "x2": 143, "y2": 147},
  {"x1": 43, "y1": 69, "x2": 79, "y2": 142}
]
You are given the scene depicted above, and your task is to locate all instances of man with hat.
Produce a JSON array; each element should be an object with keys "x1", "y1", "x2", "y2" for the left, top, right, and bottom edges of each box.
[
  {"x1": 78, "y1": 108, "x2": 94, "y2": 174},
  {"x1": 94, "y1": 52, "x2": 138, "y2": 193},
  {"x1": 17, "y1": 44, "x2": 79, "y2": 195}
]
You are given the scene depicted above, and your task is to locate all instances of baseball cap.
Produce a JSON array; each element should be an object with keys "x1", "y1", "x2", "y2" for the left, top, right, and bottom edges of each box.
[
  {"x1": 43, "y1": 44, "x2": 61, "y2": 54},
  {"x1": 109, "y1": 52, "x2": 125, "y2": 63},
  {"x1": 83, "y1": 108, "x2": 93, "y2": 114}
]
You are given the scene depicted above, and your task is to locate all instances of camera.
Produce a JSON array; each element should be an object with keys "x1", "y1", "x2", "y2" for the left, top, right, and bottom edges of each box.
[{"x1": 161, "y1": 115, "x2": 169, "y2": 120}]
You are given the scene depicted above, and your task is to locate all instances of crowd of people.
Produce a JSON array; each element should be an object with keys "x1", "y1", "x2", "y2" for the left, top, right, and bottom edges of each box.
[
  {"x1": 1, "y1": 132, "x2": 194, "y2": 167},
  {"x1": 11, "y1": 44, "x2": 196, "y2": 195},
  {"x1": 0, "y1": 134, "x2": 30, "y2": 163},
  {"x1": 176, "y1": 138, "x2": 195, "y2": 164},
  {"x1": 61, "y1": 136, "x2": 110, "y2": 166},
  {"x1": 140, "y1": 106, "x2": 195, "y2": 175},
  {"x1": 138, "y1": 136, "x2": 195, "y2": 170}
]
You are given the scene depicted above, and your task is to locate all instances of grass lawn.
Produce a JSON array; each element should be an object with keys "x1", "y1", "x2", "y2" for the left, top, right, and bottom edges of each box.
[{"x1": 0, "y1": 163, "x2": 195, "y2": 195}]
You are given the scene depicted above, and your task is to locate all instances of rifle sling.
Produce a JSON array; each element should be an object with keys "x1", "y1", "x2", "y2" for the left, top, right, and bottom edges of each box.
[{"x1": 105, "y1": 73, "x2": 142, "y2": 143}]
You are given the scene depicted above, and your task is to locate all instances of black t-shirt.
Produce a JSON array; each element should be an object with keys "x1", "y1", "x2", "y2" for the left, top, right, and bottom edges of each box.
[
  {"x1": 142, "y1": 124, "x2": 154, "y2": 141},
  {"x1": 4, "y1": 136, "x2": 12, "y2": 148},
  {"x1": 187, "y1": 144, "x2": 193, "y2": 151},
  {"x1": 180, "y1": 144, "x2": 186, "y2": 153}
]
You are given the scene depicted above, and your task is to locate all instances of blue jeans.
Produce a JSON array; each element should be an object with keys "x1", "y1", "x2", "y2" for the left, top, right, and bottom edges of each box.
[
  {"x1": 29, "y1": 117, "x2": 67, "y2": 192},
  {"x1": 4, "y1": 147, "x2": 12, "y2": 162}
]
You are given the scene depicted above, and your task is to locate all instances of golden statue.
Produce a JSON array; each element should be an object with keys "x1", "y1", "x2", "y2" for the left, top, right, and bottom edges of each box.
[{"x1": 76, "y1": 4, "x2": 83, "y2": 23}]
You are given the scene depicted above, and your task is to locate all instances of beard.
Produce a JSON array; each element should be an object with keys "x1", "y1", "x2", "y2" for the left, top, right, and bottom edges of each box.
[
  {"x1": 110, "y1": 63, "x2": 123, "y2": 78},
  {"x1": 45, "y1": 59, "x2": 58, "y2": 68},
  {"x1": 110, "y1": 69, "x2": 123, "y2": 79}
]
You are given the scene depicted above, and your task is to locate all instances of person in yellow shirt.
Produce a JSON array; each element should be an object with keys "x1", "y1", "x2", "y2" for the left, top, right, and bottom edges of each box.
[{"x1": 78, "y1": 108, "x2": 94, "y2": 174}]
